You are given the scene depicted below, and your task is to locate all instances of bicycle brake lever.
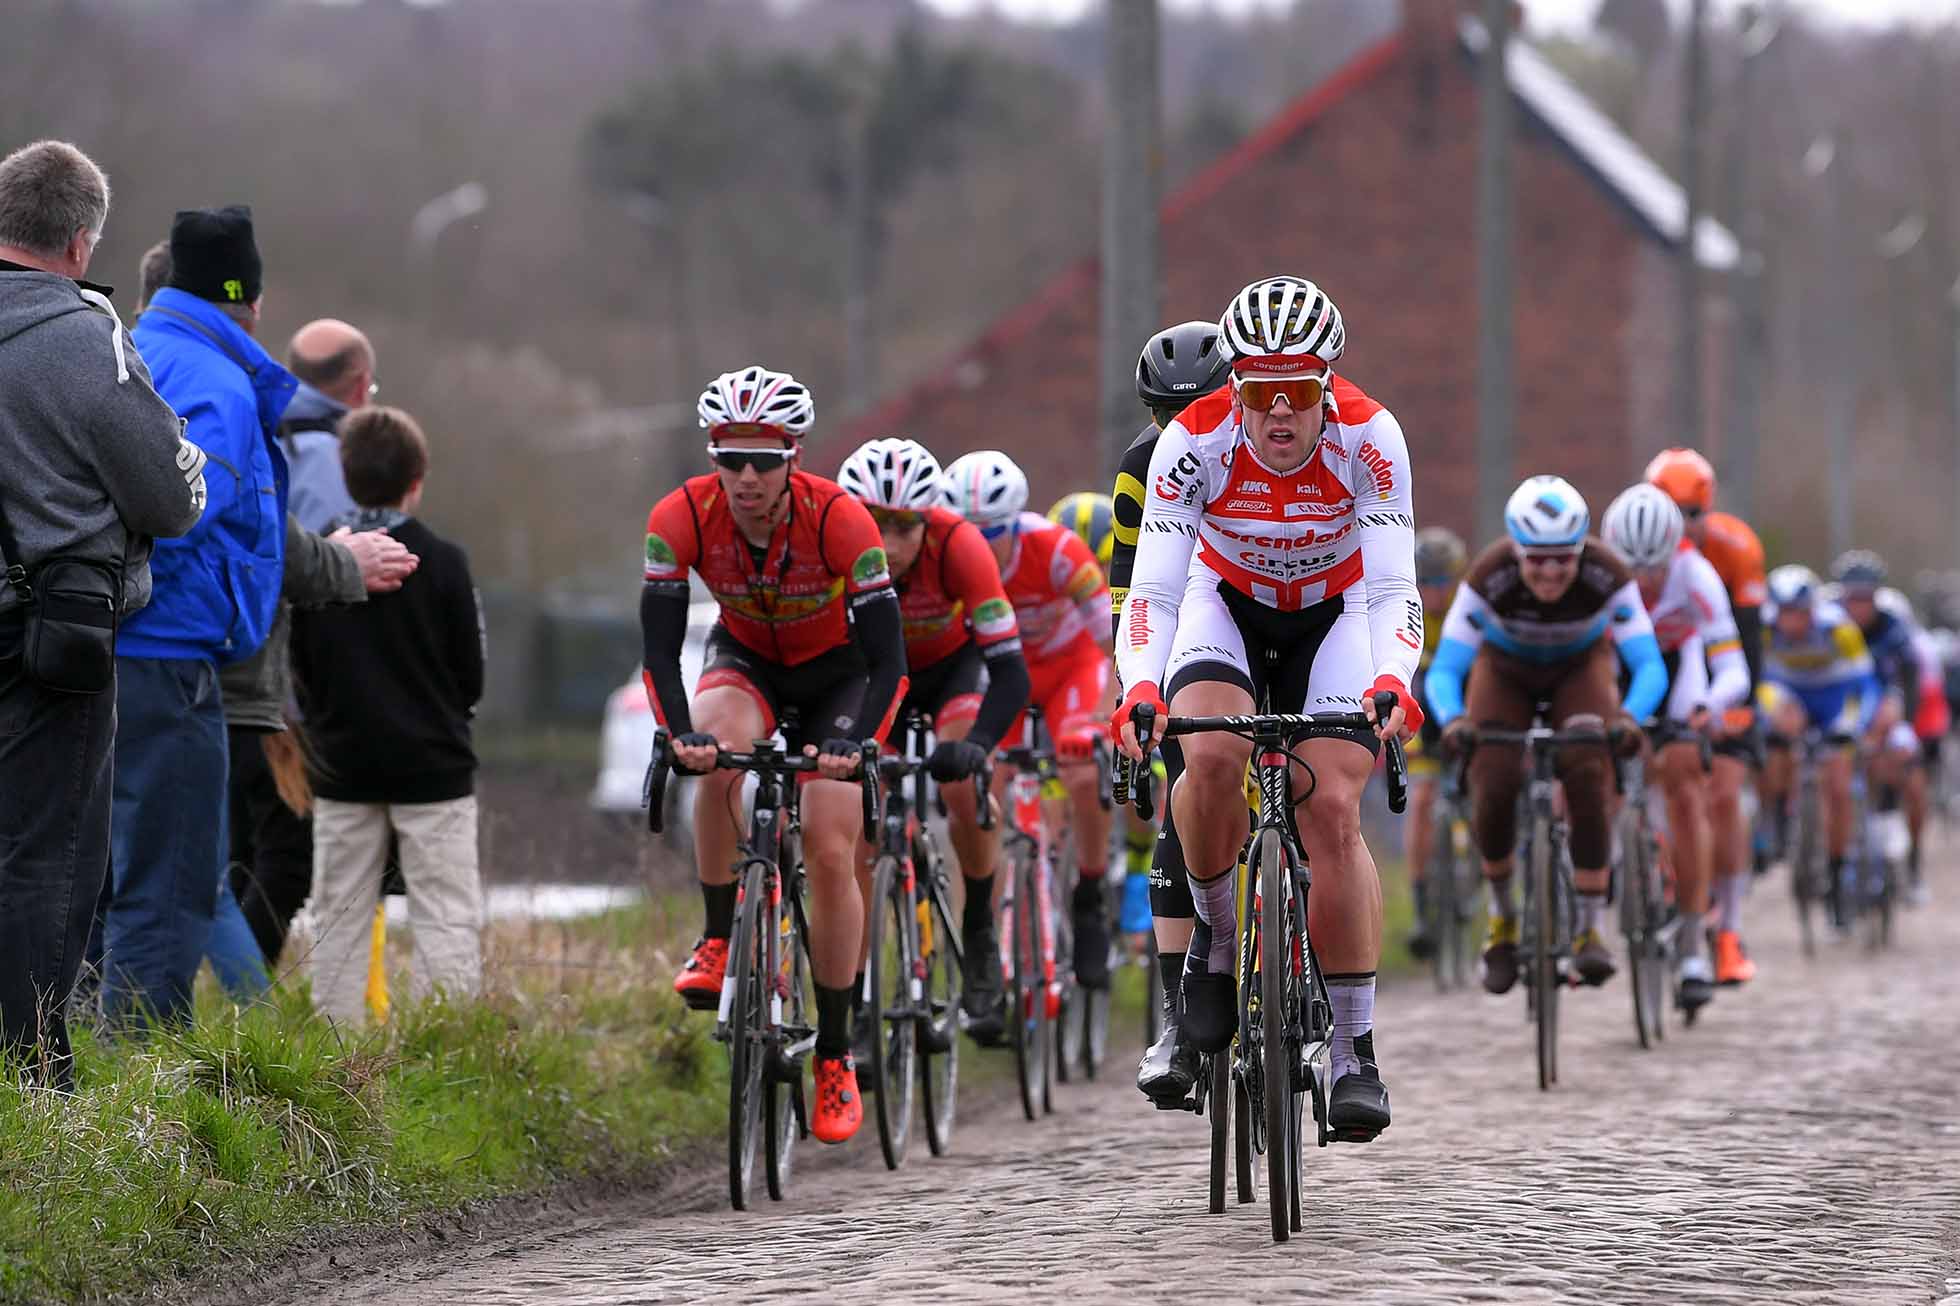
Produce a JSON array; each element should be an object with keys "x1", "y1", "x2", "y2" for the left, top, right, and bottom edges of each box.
[
  {"x1": 1384, "y1": 735, "x2": 1408, "y2": 815},
  {"x1": 645, "y1": 728, "x2": 671, "y2": 835},
  {"x1": 859, "y1": 739, "x2": 881, "y2": 837}
]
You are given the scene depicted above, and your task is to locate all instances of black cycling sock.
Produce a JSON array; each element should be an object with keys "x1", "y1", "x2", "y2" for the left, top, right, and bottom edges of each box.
[
  {"x1": 852, "y1": 970, "x2": 865, "y2": 1012},
  {"x1": 1072, "y1": 876, "x2": 1105, "y2": 913},
  {"x1": 962, "y1": 874, "x2": 995, "y2": 932},
  {"x1": 702, "y1": 881, "x2": 738, "y2": 940},
  {"x1": 815, "y1": 984, "x2": 854, "y2": 1058},
  {"x1": 1157, "y1": 950, "x2": 1185, "y2": 1008}
]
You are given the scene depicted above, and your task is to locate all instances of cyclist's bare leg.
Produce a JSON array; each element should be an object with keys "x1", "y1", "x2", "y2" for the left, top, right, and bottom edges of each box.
[
  {"x1": 933, "y1": 716, "x2": 1000, "y2": 888},
  {"x1": 801, "y1": 777, "x2": 868, "y2": 989},
  {"x1": 1407, "y1": 773, "x2": 1438, "y2": 890},
  {"x1": 1708, "y1": 754, "x2": 1752, "y2": 956},
  {"x1": 689, "y1": 686, "x2": 769, "y2": 917},
  {"x1": 1657, "y1": 739, "x2": 1712, "y2": 953},
  {"x1": 1823, "y1": 749, "x2": 1854, "y2": 861},
  {"x1": 1295, "y1": 737, "x2": 1382, "y2": 974}
]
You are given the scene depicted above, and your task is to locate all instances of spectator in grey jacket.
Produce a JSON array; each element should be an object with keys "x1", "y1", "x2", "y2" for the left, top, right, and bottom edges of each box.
[
  {"x1": 282, "y1": 319, "x2": 374, "y2": 531},
  {"x1": 0, "y1": 141, "x2": 205, "y2": 1087}
]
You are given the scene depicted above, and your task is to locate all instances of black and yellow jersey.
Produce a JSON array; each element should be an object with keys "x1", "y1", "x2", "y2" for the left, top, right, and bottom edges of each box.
[{"x1": 1108, "y1": 420, "x2": 1159, "y2": 638}]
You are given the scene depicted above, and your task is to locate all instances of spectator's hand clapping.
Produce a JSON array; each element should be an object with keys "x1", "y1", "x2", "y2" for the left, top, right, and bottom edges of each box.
[{"x1": 332, "y1": 527, "x2": 419, "y2": 593}]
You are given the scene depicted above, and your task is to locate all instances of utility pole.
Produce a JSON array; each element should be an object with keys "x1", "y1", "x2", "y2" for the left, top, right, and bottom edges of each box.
[
  {"x1": 1476, "y1": 0, "x2": 1515, "y2": 538},
  {"x1": 1950, "y1": 275, "x2": 1960, "y2": 566},
  {"x1": 1100, "y1": 0, "x2": 1162, "y2": 476},
  {"x1": 1806, "y1": 135, "x2": 1855, "y2": 560},
  {"x1": 1677, "y1": 0, "x2": 1709, "y2": 448},
  {"x1": 1723, "y1": 6, "x2": 1776, "y2": 520}
]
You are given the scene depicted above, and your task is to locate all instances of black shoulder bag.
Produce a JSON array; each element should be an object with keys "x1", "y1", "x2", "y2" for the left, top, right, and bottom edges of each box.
[{"x1": 0, "y1": 499, "x2": 122, "y2": 694}]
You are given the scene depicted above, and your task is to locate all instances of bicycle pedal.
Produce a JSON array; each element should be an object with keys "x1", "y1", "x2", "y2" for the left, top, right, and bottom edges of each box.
[{"x1": 1329, "y1": 1127, "x2": 1380, "y2": 1145}]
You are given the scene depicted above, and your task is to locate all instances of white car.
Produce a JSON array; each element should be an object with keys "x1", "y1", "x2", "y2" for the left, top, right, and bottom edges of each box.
[{"x1": 591, "y1": 600, "x2": 720, "y2": 829}]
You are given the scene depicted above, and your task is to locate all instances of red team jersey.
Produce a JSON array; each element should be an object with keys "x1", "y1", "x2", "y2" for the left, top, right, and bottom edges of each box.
[
  {"x1": 896, "y1": 506, "x2": 1022, "y2": 669},
  {"x1": 999, "y1": 512, "x2": 1108, "y2": 664},
  {"x1": 642, "y1": 470, "x2": 892, "y2": 667}
]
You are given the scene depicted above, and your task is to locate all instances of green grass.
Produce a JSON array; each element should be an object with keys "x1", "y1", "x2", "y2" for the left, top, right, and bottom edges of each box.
[{"x1": 0, "y1": 921, "x2": 718, "y2": 1306}]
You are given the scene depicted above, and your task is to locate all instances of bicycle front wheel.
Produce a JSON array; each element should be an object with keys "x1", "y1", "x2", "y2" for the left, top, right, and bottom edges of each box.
[
  {"x1": 1619, "y1": 809, "x2": 1659, "y2": 1051},
  {"x1": 1007, "y1": 849, "x2": 1047, "y2": 1122},
  {"x1": 1255, "y1": 828, "x2": 1295, "y2": 1243},
  {"x1": 1531, "y1": 819, "x2": 1559, "y2": 1092},
  {"x1": 867, "y1": 854, "x2": 917, "y2": 1170},
  {"x1": 917, "y1": 860, "x2": 961, "y2": 1157},
  {"x1": 764, "y1": 878, "x2": 811, "y2": 1201},
  {"x1": 725, "y1": 860, "x2": 768, "y2": 1210}
]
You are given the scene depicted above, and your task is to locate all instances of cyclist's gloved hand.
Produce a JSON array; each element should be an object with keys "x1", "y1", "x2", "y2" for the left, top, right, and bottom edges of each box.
[
  {"x1": 927, "y1": 738, "x2": 988, "y2": 782},
  {"x1": 1440, "y1": 718, "x2": 1477, "y2": 757},
  {"x1": 1111, "y1": 680, "x2": 1167, "y2": 758},
  {"x1": 1610, "y1": 713, "x2": 1647, "y2": 757},
  {"x1": 670, "y1": 730, "x2": 721, "y2": 775}
]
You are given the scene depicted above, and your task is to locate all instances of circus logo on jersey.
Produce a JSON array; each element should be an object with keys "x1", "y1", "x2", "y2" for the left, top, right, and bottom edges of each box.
[
  {"x1": 1357, "y1": 440, "x2": 1394, "y2": 496},
  {"x1": 852, "y1": 546, "x2": 892, "y2": 588},
  {"x1": 644, "y1": 532, "x2": 680, "y2": 576},
  {"x1": 973, "y1": 597, "x2": 1016, "y2": 639},
  {"x1": 1154, "y1": 451, "x2": 1202, "y2": 503}
]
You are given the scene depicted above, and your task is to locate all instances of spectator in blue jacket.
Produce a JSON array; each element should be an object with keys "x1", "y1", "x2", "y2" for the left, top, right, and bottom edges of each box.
[{"x1": 106, "y1": 206, "x2": 296, "y2": 1028}]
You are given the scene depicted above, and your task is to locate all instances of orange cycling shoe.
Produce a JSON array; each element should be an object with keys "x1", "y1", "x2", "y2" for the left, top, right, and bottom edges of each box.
[
  {"x1": 1712, "y1": 930, "x2": 1756, "y2": 986},
  {"x1": 812, "y1": 1054, "x2": 863, "y2": 1144},
  {"x1": 673, "y1": 936, "x2": 729, "y2": 1010}
]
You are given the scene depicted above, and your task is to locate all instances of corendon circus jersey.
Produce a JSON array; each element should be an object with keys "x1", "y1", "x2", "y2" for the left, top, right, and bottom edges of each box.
[
  {"x1": 638, "y1": 469, "x2": 906, "y2": 746},
  {"x1": 1115, "y1": 378, "x2": 1424, "y2": 721}
]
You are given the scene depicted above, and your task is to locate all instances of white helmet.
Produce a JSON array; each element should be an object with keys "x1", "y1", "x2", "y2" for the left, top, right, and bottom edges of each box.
[
  {"x1": 836, "y1": 438, "x2": 942, "y2": 513},
  {"x1": 1766, "y1": 564, "x2": 1820, "y2": 609},
  {"x1": 1601, "y1": 483, "x2": 1683, "y2": 569},
  {"x1": 1218, "y1": 276, "x2": 1345, "y2": 367},
  {"x1": 940, "y1": 450, "x2": 1028, "y2": 526},
  {"x1": 697, "y1": 364, "x2": 814, "y2": 437},
  {"x1": 1504, "y1": 475, "x2": 1589, "y2": 551}
]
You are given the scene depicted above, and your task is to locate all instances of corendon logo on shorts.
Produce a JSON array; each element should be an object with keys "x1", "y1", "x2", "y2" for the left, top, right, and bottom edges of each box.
[{"x1": 1357, "y1": 440, "x2": 1394, "y2": 497}]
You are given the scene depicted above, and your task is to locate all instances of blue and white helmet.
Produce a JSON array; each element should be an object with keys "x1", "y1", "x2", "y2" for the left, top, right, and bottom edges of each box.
[
  {"x1": 1504, "y1": 475, "x2": 1589, "y2": 551},
  {"x1": 1767, "y1": 564, "x2": 1820, "y2": 610}
]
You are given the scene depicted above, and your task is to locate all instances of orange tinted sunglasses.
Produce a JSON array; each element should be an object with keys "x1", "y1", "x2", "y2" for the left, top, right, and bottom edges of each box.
[{"x1": 1235, "y1": 372, "x2": 1328, "y2": 413}]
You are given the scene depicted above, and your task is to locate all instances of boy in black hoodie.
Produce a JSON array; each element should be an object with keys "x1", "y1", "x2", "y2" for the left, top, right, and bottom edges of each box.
[{"x1": 292, "y1": 406, "x2": 484, "y2": 1025}]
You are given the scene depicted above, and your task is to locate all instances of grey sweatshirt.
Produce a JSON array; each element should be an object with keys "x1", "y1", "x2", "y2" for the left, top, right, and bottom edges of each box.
[{"x1": 0, "y1": 265, "x2": 206, "y2": 615}]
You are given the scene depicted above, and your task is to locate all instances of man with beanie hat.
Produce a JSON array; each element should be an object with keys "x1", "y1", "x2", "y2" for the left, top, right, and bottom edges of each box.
[{"x1": 104, "y1": 205, "x2": 296, "y2": 1027}]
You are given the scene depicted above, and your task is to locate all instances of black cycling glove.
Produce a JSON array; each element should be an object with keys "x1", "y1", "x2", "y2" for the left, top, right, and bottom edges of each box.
[
  {"x1": 670, "y1": 731, "x2": 721, "y2": 775},
  {"x1": 818, "y1": 737, "x2": 862, "y2": 766},
  {"x1": 927, "y1": 739, "x2": 989, "y2": 783}
]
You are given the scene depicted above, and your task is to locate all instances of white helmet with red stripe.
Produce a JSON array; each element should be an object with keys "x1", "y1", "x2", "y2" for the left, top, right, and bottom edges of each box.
[
  {"x1": 696, "y1": 364, "x2": 814, "y2": 438},
  {"x1": 1219, "y1": 276, "x2": 1345, "y2": 371},
  {"x1": 940, "y1": 450, "x2": 1028, "y2": 526},
  {"x1": 837, "y1": 437, "x2": 943, "y2": 512}
]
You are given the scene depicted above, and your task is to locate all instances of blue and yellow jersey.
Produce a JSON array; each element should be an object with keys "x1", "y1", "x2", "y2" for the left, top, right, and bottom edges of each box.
[{"x1": 1761, "y1": 599, "x2": 1881, "y2": 733}]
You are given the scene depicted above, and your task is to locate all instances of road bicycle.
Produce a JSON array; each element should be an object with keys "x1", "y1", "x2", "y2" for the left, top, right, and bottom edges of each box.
[
  {"x1": 1119, "y1": 693, "x2": 1408, "y2": 1243},
  {"x1": 644, "y1": 726, "x2": 876, "y2": 1209},
  {"x1": 1454, "y1": 722, "x2": 1616, "y2": 1092},
  {"x1": 994, "y1": 707, "x2": 1066, "y2": 1120},
  {"x1": 1615, "y1": 722, "x2": 1707, "y2": 1044},
  {"x1": 1419, "y1": 769, "x2": 1479, "y2": 992},
  {"x1": 861, "y1": 709, "x2": 988, "y2": 1167}
]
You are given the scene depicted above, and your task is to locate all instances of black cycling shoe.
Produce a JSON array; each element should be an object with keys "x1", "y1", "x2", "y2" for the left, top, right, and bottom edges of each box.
[
  {"x1": 1675, "y1": 956, "x2": 1715, "y2": 1016},
  {"x1": 1179, "y1": 967, "x2": 1237, "y2": 1054},
  {"x1": 1071, "y1": 885, "x2": 1113, "y2": 990},
  {"x1": 1136, "y1": 991, "x2": 1198, "y2": 1102},
  {"x1": 1480, "y1": 917, "x2": 1521, "y2": 994},
  {"x1": 1406, "y1": 928, "x2": 1437, "y2": 962},
  {"x1": 959, "y1": 919, "x2": 1006, "y2": 1046},
  {"x1": 1326, "y1": 1033, "x2": 1390, "y2": 1138}
]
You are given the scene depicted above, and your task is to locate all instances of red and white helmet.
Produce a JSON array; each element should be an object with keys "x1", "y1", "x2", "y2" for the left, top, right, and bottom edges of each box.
[
  {"x1": 697, "y1": 364, "x2": 814, "y2": 438},
  {"x1": 940, "y1": 450, "x2": 1028, "y2": 526},
  {"x1": 1219, "y1": 275, "x2": 1345, "y2": 374},
  {"x1": 837, "y1": 438, "x2": 943, "y2": 513}
]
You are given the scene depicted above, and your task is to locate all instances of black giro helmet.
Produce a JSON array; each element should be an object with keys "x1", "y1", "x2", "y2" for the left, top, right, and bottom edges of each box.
[
  {"x1": 1830, "y1": 549, "x2": 1887, "y2": 590},
  {"x1": 1136, "y1": 320, "x2": 1232, "y2": 408}
]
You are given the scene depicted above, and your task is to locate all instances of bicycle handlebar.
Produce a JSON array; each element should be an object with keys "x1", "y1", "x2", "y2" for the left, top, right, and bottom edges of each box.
[{"x1": 643, "y1": 728, "x2": 882, "y2": 837}]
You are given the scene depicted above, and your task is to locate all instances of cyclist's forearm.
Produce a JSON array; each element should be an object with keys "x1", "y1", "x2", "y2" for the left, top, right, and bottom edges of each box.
[
  {"x1": 1425, "y1": 636, "x2": 1476, "y2": 725},
  {"x1": 1705, "y1": 642, "x2": 1750, "y2": 714},
  {"x1": 969, "y1": 643, "x2": 1031, "y2": 754},
  {"x1": 1733, "y1": 604, "x2": 1765, "y2": 694},
  {"x1": 639, "y1": 580, "x2": 694, "y2": 732},
  {"x1": 1618, "y1": 632, "x2": 1667, "y2": 720},
  {"x1": 843, "y1": 588, "x2": 906, "y2": 744}
]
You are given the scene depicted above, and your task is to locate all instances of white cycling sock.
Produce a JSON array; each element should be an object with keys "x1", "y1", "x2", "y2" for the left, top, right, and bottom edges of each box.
[
  {"x1": 1327, "y1": 972, "x2": 1375, "y2": 1083},
  {"x1": 1713, "y1": 872, "x2": 1745, "y2": 934},
  {"x1": 1578, "y1": 893, "x2": 1608, "y2": 935},
  {"x1": 1188, "y1": 869, "x2": 1238, "y2": 973},
  {"x1": 1676, "y1": 909, "x2": 1705, "y2": 958},
  {"x1": 1487, "y1": 872, "x2": 1518, "y2": 920}
]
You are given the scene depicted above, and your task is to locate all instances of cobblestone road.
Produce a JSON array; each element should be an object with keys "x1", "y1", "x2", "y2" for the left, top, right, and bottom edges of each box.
[{"x1": 317, "y1": 849, "x2": 1960, "y2": 1306}]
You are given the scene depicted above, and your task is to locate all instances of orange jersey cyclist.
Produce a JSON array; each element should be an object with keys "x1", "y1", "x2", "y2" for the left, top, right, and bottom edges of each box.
[
  {"x1": 940, "y1": 449, "x2": 1120, "y2": 991},
  {"x1": 640, "y1": 365, "x2": 908, "y2": 1147},
  {"x1": 834, "y1": 437, "x2": 1032, "y2": 1044},
  {"x1": 1112, "y1": 276, "x2": 1423, "y2": 1140}
]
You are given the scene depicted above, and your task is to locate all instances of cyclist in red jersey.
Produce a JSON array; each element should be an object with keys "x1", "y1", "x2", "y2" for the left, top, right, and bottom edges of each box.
[
  {"x1": 640, "y1": 366, "x2": 907, "y2": 1146},
  {"x1": 835, "y1": 437, "x2": 1031, "y2": 1044},
  {"x1": 942, "y1": 450, "x2": 1120, "y2": 989}
]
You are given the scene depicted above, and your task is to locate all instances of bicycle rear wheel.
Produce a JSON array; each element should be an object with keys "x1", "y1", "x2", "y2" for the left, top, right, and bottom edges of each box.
[
  {"x1": 1255, "y1": 828, "x2": 1294, "y2": 1243},
  {"x1": 917, "y1": 862, "x2": 961, "y2": 1158},
  {"x1": 725, "y1": 861, "x2": 768, "y2": 1210},
  {"x1": 1007, "y1": 851, "x2": 1046, "y2": 1122},
  {"x1": 1530, "y1": 821, "x2": 1559, "y2": 1092},
  {"x1": 867, "y1": 855, "x2": 917, "y2": 1170},
  {"x1": 1792, "y1": 786, "x2": 1820, "y2": 957},
  {"x1": 1619, "y1": 811, "x2": 1660, "y2": 1050},
  {"x1": 765, "y1": 880, "x2": 811, "y2": 1201}
]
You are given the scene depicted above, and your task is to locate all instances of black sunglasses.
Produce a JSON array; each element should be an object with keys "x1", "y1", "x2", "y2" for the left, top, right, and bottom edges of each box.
[{"x1": 708, "y1": 445, "x2": 795, "y2": 473}]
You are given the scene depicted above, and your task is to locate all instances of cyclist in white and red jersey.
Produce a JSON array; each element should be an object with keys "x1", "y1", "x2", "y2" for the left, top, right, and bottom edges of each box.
[
  {"x1": 942, "y1": 450, "x2": 1119, "y2": 989},
  {"x1": 1602, "y1": 484, "x2": 1750, "y2": 1015},
  {"x1": 1112, "y1": 276, "x2": 1422, "y2": 1139}
]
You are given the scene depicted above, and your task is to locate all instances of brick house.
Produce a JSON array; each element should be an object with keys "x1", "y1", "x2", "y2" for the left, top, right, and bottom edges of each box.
[{"x1": 816, "y1": 0, "x2": 1738, "y2": 543}]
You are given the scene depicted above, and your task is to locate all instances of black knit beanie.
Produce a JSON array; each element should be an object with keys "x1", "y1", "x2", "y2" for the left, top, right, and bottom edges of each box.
[{"x1": 166, "y1": 205, "x2": 262, "y2": 304}]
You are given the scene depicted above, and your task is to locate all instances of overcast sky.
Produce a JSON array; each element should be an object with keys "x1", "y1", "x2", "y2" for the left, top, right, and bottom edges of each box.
[{"x1": 916, "y1": 0, "x2": 1960, "y2": 35}]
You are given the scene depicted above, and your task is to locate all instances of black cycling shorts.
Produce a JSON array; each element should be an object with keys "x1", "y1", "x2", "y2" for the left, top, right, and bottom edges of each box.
[
  {"x1": 699, "y1": 625, "x2": 872, "y2": 751},
  {"x1": 899, "y1": 639, "x2": 986, "y2": 733}
]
